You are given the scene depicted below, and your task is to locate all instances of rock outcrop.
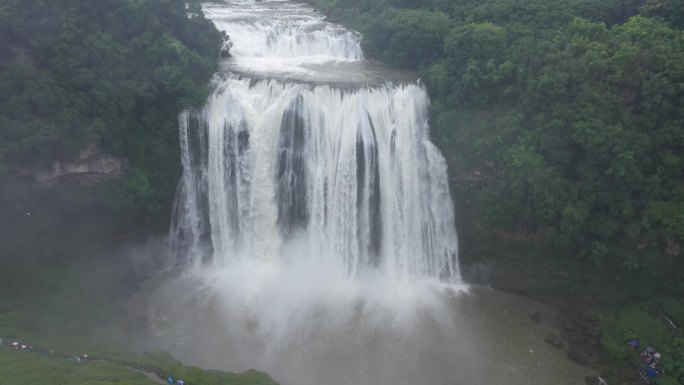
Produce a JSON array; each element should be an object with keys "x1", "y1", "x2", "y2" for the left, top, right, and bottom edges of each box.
[
  {"x1": 16, "y1": 143, "x2": 127, "y2": 186},
  {"x1": 561, "y1": 311, "x2": 602, "y2": 366},
  {"x1": 545, "y1": 333, "x2": 564, "y2": 348}
]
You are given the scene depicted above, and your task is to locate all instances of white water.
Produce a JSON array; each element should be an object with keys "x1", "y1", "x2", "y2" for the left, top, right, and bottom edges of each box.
[
  {"x1": 158, "y1": 2, "x2": 589, "y2": 385},
  {"x1": 171, "y1": 1, "x2": 459, "y2": 282}
]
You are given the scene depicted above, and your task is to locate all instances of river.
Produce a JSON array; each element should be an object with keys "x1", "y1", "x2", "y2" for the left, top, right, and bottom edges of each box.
[{"x1": 138, "y1": 1, "x2": 594, "y2": 384}]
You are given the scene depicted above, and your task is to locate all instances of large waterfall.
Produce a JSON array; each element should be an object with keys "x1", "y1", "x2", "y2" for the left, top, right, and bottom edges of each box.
[
  {"x1": 145, "y1": 3, "x2": 593, "y2": 385},
  {"x1": 170, "y1": 0, "x2": 459, "y2": 282}
]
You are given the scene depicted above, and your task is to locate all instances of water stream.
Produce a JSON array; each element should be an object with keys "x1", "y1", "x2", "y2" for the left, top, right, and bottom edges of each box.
[
  {"x1": 170, "y1": 0, "x2": 458, "y2": 281},
  {"x1": 145, "y1": 1, "x2": 593, "y2": 384}
]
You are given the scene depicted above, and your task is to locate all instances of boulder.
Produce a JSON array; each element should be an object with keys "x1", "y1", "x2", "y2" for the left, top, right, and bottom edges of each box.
[
  {"x1": 545, "y1": 333, "x2": 564, "y2": 348},
  {"x1": 531, "y1": 311, "x2": 542, "y2": 323},
  {"x1": 219, "y1": 36, "x2": 233, "y2": 59},
  {"x1": 568, "y1": 346, "x2": 597, "y2": 366}
]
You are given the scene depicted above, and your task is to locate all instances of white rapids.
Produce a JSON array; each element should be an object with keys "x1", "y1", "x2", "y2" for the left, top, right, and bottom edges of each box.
[
  {"x1": 170, "y1": 0, "x2": 460, "y2": 282},
  {"x1": 151, "y1": 2, "x2": 591, "y2": 385}
]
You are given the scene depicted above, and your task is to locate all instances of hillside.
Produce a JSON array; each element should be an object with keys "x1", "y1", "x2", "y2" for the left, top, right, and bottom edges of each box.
[{"x1": 0, "y1": 0, "x2": 223, "y2": 218}]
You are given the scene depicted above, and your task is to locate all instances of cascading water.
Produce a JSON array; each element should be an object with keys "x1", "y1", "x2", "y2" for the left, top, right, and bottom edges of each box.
[
  {"x1": 146, "y1": 2, "x2": 590, "y2": 385},
  {"x1": 170, "y1": 1, "x2": 459, "y2": 282}
]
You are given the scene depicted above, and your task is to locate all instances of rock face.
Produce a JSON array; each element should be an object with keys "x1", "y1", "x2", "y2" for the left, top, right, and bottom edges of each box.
[
  {"x1": 19, "y1": 143, "x2": 127, "y2": 186},
  {"x1": 219, "y1": 35, "x2": 233, "y2": 59},
  {"x1": 560, "y1": 311, "x2": 601, "y2": 366},
  {"x1": 531, "y1": 311, "x2": 542, "y2": 323},
  {"x1": 545, "y1": 333, "x2": 564, "y2": 348},
  {"x1": 568, "y1": 345, "x2": 597, "y2": 366}
]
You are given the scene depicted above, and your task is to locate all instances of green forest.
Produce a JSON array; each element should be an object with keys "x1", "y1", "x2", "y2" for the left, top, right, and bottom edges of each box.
[
  {"x1": 309, "y1": 0, "x2": 684, "y2": 286},
  {"x1": 303, "y1": 1, "x2": 684, "y2": 381},
  {"x1": 0, "y1": 0, "x2": 223, "y2": 216},
  {"x1": 2, "y1": 0, "x2": 680, "y2": 284},
  {"x1": 1, "y1": 0, "x2": 684, "y2": 382}
]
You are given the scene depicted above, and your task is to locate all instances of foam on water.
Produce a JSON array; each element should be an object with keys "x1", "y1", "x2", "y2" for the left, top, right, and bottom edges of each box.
[
  {"x1": 171, "y1": 77, "x2": 459, "y2": 281},
  {"x1": 163, "y1": 2, "x2": 465, "y2": 383},
  {"x1": 154, "y1": 2, "x2": 590, "y2": 385}
]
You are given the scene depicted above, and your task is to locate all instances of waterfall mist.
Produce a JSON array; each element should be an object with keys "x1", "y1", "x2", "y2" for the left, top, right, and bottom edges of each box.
[
  {"x1": 170, "y1": 78, "x2": 459, "y2": 280},
  {"x1": 139, "y1": 2, "x2": 589, "y2": 385},
  {"x1": 160, "y1": 2, "x2": 463, "y2": 382}
]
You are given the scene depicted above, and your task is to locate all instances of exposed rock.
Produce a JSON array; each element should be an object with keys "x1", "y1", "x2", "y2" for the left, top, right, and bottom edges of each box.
[
  {"x1": 568, "y1": 345, "x2": 597, "y2": 366},
  {"x1": 450, "y1": 165, "x2": 500, "y2": 188},
  {"x1": 15, "y1": 143, "x2": 127, "y2": 186},
  {"x1": 219, "y1": 35, "x2": 233, "y2": 59},
  {"x1": 531, "y1": 310, "x2": 542, "y2": 323},
  {"x1": 559, "y1": 314, "x2": 574, "y2": 331},
  {"x1": 545, "y1": 333, "x2": 564, "y2": 348},
  {"x1": 561, "y1": 310, "x2": 602, "y2": 349},
  {"x1": 665, "y1": 236, "x2": 680, "y2": 257}
]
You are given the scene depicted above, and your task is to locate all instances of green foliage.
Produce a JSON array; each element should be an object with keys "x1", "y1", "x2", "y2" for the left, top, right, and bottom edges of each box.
[
  {"x1": 600, "y1": 328, "x2": 630, "y2": 360},
  {"x1": 364, "y1": 9, "x2": 451, "y2": 68},
  {"x1": 600, "y1": 300, "x2": 684, "y2": 383},
  {"x1": 666, "y1": 337, "x2": 684, "y2": 381},
  {"x1": 0, "y1": 226, "x2": 278, "y2": 385},
  {"x1": 0, "y1": 0, "x2": 222, "y2": 216},
  {"x1": 0, "y1": 349, "x2": 157, "y2": 385},
  {"x1": 309, "y1": 0, "x2": 684, "y2": 281},
  {"x1": 98, "y1": 169, "x2": 158, "y2": 214},
  {"x1": 642, "y1": 0, "x2": 684, "y2": 28},
  {"x1": 109, "y1": 352, "x2": 278, "y2": 385}
]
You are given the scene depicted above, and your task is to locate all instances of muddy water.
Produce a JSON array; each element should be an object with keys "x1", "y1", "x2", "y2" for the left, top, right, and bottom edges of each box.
[
  {"x1": 149, "y1": 1, "x2": 594, "y2": 384},
  {"x1": 129, "y1": 272, "x2": 591, "y2": 385}
]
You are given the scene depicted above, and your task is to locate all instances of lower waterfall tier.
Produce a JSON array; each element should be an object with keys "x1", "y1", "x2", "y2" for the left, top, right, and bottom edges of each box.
[{"x1": 171, "y1": 77, "x2": 459, "y2": 281}]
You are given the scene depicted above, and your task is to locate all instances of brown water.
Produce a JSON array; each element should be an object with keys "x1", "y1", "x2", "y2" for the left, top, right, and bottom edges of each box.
[
  {"x1": 148, "y1": 1, "x2": 594, "y2": 383},
  {"x1": 129, "y1": 272, "x2": 592, "y2": 385}
]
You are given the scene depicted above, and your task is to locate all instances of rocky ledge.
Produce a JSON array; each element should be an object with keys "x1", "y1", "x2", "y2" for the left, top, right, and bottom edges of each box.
[{"x1": 15, "y1": 143, "x2": 127, "y2": 186}]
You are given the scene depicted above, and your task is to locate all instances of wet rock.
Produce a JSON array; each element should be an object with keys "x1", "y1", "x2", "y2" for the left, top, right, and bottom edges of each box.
[
  {"x1": 219, "y1": 35, "x2": 233, "y2": 58},
  {"x1": 545, "y1": 333, "x2": 564, "y2": 348},
  {"x1": 568, "y1": 345, "x2": 597, "y2": 366},
  {"x1": 531, "y1": 311, "x2": 541, "y2": 323},
  {"x1": 15, "y1": 143, "x2": 127, "y2": 186},
  {"x1": 559, "y1": 315, "x2": 574, "y2": 331},
  {"x1": 584, "y1": 374, "x2": 607, "y2": 385},
  {"x1": 561, "y1": 310, "x2": 603, "y2": 349}
]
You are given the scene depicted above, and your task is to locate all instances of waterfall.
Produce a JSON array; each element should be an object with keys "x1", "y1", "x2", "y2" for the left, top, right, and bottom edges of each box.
[
  {"x1": 170, "y1": 0, "x2": 459, "y2": 282},
  {"x1": 150, "y1": 3, "x2": 593, "y2": 385}
]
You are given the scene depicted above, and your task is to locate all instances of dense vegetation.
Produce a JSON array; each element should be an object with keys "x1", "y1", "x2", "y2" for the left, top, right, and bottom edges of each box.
[
  {"x1": 310, "y1": 0, "x2": 684, "y2": 287},
  {"x1": 0, "y1": 0, "x2": 223, "y2": 216},
  {"x1": 0, "y1": 174, "x2": 277, "y2": 385},
  {"x1": 305, "y1": 0, "x2": 684, "y2": 382}
]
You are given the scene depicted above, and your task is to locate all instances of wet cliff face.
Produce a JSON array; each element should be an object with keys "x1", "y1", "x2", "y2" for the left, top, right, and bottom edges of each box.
[{"x1": 13, "y1": 143, "x2": 127, "y2": 186}]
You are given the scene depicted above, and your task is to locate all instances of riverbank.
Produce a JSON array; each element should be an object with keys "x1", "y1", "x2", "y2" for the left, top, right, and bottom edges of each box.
[
  {"x1": 0, "y1": 342, "x2": 277, "y2": 385},
  {"x1": 0, "y1": 174, "x2": 277, "y2": 385},
  {"x1": 2, "y1": 171, "x2": 678, "y2": 385},
  {"x1": 293, "y1": 2, "x2": 684, "y2": 381},
  {"x1": 454, "y1": 186, "x2": 684, "y2": 385}
]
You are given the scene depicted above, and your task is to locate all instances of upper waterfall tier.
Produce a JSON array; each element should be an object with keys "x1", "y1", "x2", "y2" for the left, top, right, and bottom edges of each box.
[
  {"x1": 204, "y1": 1, "x2": 416, "y2": 86},
  {"x1": 206, "y1": 1, "x2": 363, "y2": 59}
]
